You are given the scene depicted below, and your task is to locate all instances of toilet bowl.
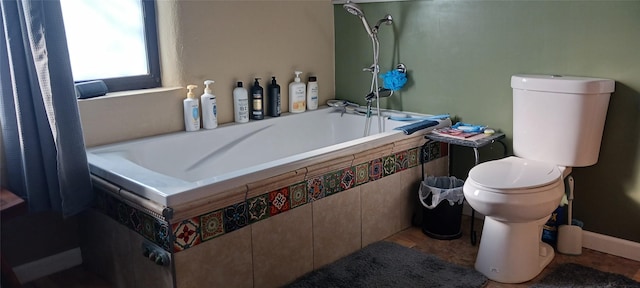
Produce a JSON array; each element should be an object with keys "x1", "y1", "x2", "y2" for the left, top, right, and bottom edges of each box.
[
  {"x1": 463, "y1": 156, "x2": 565, "y2": 283},
  {"x1": 462, "y1": 74, "x2": 615, "y2": 283}
]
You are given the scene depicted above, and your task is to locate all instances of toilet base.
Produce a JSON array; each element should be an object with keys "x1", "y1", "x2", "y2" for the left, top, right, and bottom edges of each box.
[{"x1": 475, "y1": 216, "x2": 554, "y2": 283}]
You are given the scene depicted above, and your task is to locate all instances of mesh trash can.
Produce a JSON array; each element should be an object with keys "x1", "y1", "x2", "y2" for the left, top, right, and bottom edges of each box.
[{"x1": 418, "y1": 176, "x2": 465, "y2": 240}]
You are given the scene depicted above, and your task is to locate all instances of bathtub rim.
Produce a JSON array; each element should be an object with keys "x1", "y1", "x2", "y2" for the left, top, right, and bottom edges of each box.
[{"x1": 87, "y1": 108, "x2": 451, "y2": 207}]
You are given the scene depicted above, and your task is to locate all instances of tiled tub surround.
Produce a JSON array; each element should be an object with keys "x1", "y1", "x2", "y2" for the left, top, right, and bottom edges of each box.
[
  {"x1": 86, "y1": 143, "x2": 448, "y2": 288},
  {"x1": 83, "y1": 107, "x2": 451, "y2": 287}
]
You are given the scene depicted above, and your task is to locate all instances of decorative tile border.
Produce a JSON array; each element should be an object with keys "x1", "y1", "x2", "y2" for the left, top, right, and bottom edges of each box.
[
  {"x1": 94, "y1": 141, "x2": 449, "y2": 254},
  {"x1": 94, "y1": 189, "x2": 172, "y2": 252}
]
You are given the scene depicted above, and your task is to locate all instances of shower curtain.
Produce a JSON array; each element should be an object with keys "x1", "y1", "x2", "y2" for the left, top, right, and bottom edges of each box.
[{"x1": 0, "y1": 0, "x2": 93, "y2": 217}]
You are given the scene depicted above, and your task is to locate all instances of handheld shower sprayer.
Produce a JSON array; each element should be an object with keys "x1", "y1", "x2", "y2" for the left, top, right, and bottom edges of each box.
[{"x1": 343, "y1": 1, "x2": 373, "y2": 37}]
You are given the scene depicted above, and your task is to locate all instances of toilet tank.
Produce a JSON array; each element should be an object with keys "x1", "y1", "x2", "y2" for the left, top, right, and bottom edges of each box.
[{"x1": 511, "y1": 74, "x2": 615, "y2": 167}]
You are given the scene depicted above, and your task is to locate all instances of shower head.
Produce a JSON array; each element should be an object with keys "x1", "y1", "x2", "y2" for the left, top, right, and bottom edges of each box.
[
  {"x1": 343, "y1": 1, "x2": 373, "y2": 37},
  {"x1": 343, "y1": 1, "x2": 364, "y2": 17}
]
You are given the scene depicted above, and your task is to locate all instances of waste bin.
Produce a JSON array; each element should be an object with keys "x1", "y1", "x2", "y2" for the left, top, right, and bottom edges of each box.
[{"x1": 418, "y1": 176, "x2": 465, "y2": 240}]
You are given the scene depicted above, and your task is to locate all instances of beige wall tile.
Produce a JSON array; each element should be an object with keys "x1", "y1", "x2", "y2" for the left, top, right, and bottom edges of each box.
[
  {"x1": 174, "y1": 227, "x2": 253, "y2": 288},
  {"x1": 361, "y1": 171, "x2": 403, "y2": 247},
  {"x1": 252, "y1": 205, "x2": 313, "y2": 288},
  {"x1": 312, "y1": 187, "x2": 362, "y2": 269}
]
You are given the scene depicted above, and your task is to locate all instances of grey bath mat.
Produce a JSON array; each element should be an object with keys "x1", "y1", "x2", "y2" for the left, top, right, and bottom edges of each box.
[
  {"x1": 532, "y1": 263, "x2": 640, "y2": 288},
  {"x1": 285, "y1": 241, "x2": 487, "y2": 288}
]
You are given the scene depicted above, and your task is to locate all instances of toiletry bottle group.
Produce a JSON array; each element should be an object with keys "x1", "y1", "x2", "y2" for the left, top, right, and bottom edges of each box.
[
  {"x1": 200, "y1": 80, "x2": 218, "y2": 129},
  {"x1": 183, "y1": 85, "x2": 200, "y2": 131},
  {"x1": 289, "y1": 71, "x2": 306, "y2": 113}
]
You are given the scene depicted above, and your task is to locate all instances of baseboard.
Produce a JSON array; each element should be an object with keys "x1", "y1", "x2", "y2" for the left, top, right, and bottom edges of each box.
[
  {"x1": 13, "y1": 247, "x2": 83, "y2": 284},
  {"x1": 582, "y1": 230, "x2": 640, "y2": 262}
]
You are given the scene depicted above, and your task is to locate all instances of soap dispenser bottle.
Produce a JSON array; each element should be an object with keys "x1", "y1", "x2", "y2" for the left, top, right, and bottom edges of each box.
[
  {"x1": 183, "y1": 85, "x2": 200, "y2": 131},
  {"x1": 233, "y1": 81, "x2": 249, "y2": 123},
  {"x1": 201, "y1": 80, "x2": 218, "y2": 129},
  {"x1": 288, "y1": 71, "x2": 306, "y2": 113},
  {"x1": 306, "y1": 76, "x2": 318, "y2": 110},
  {"x1": 267, "y1": 76, "x2": 281, "y2": 117},
  {"x1": 250, "y1": 78, "x2": 264, "y2": 120}
]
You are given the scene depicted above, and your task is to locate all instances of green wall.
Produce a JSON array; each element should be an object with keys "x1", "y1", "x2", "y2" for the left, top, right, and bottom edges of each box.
[{"x1": 335, "y1": 0, "x2": 640, "y2": 242}]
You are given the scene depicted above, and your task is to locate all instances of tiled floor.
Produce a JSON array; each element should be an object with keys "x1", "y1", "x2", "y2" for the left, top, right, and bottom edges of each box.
[{"x1": 23, "y1": 216, "x2": 640, "y2": 288}]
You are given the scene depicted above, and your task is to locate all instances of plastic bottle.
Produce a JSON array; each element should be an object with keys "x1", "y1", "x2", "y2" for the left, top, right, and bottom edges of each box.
[
  {"x1": 288, "y1": 71, "x2": 306, "y2": 113},
  {"x1": 306, "y1": 76, "x2": 318, "y2": 110},
  {"x1": 250, "y1": 78, "x2": 264, "y2": 120},
  {"x1": 200, "y1": 80, "x2": 218, "y2": 129},
  {"x1": 267, "y1": 76, "x2": 281, "y2": 117},
  {"x1": 183, "y1": 85, "x2": 200, "y2": 131},
  {"x1": 233, "y1": 81, "x2": 249, "y2": 123}
]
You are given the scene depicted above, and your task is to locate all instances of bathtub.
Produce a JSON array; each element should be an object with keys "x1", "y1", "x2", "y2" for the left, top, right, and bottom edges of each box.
[{"x1": 87, "y1": 106, "x2": 450, "y2": 207}]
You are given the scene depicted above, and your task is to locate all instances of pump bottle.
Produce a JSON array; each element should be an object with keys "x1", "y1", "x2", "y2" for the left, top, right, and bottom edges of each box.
[
  {"x1": 267, "y1": 76, "x2": 281, "y2": 117},
  {"x1": 288, "y1": 71, "x2": 306, "y2": 113},
  {"x1": 183, "y1": 85, "x2": 200, "y2": 131},
  {"x1": 233, "y1": 82, "x2": 249, "y2": 123},
  {"x1": 201, "y1": 80, "x2": 218, "y2": 129},
  {"x1": 250, "y1": 78, "x2": 264, "y2": 120},
  {"x1": 307, "y1": 76, "x2": 318, "y2": 110}
]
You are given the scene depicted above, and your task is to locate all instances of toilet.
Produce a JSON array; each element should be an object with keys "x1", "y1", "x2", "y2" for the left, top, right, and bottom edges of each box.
[{"x1": 463, "y1": 74, "x2": 615, "y2": 283}]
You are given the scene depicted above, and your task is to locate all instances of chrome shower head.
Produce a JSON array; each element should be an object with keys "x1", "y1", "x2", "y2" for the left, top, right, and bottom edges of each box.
[
  {"x1": 343, "y1": 1, "x2": 373, "y2": 37},
  {"x1": 343, "y1": 1, "x2": 364, "y2": 17}
]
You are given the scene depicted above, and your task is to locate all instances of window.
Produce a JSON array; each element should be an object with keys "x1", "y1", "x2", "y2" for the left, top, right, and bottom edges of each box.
[{"x1": 60, "y1": 0, "x2": 161, "y2": 92}]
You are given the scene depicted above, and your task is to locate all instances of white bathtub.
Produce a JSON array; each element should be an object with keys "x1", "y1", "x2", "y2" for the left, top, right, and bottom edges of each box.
[{"x1": 87, "y1": 107, "x2": 450, "y2": 206}]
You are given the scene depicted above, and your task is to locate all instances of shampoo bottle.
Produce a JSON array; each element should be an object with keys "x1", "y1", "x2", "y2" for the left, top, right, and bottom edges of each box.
[
  {"x1": 306, "y1": 76, "x2": 318, "y2": 110},
  {"x1": 250, "y1": 78, "x2": 264, "y2": 120},
  {"x1": 267, "y1": 76, "x2": 281, "y2": 117},
  {"x1": 288, "y1": 71, "x2": 306, "y2": 113},
  {"x1": 233, "y1": 81, "x2": 249, "y2": 123},
  {"x1": 183, "y1": 85, "x2": 200, "y2": 131},
  {"x1": 201, "y1": 80, "x2": 218, "y2": 129}
]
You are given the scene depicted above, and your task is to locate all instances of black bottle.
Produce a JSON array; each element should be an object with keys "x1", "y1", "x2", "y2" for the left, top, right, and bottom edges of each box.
[
  {"x1": 250, "y1": 78, "x2": 264, "y2": 120},
  {"x1": 267, "y1": 76, "x2": 281, "y2": 117}
]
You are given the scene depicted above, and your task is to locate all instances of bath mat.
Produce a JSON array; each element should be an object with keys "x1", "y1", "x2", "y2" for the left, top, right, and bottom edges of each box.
[
  {"x1": 532, "y1": 263, "x2": 640, "y2": 288},
  {"x1": 285, "y1": 241, "x2": 487, "y2": 288}
]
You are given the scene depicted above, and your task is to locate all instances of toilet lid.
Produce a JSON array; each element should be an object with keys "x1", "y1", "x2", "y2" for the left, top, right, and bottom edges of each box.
[{"x1": 468, "y1": 157, "x2": 561, "y2": 191}]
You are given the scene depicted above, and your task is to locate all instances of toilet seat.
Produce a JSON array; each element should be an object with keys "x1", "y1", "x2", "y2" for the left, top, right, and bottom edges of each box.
[{"x1": 467, "y1": 156, "x2": 562, "y2": 193}]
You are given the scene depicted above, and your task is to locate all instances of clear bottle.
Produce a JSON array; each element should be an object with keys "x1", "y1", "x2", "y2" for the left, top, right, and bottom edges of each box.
[
  {"x1": 200, "y1": 80, "x2": 218, "y2": 129},
  {"x1": 306, "y1": 76, "x2": 318, "y2": 110},
  {"x1": 233, "y1": 81, "x2": 249, "y2": 123},
  {"x1": 183, "y1": 85, "x2": 200, "y2": 131},
  {"x1": 267, "y1": 76, "x2": 281, "y2": 117},
  {"x1": 288, "y1": 71, "x2": 306, "y2": 113},
  {"x1": 250, "y1": 78, "x2": 264, "y2": 120}
]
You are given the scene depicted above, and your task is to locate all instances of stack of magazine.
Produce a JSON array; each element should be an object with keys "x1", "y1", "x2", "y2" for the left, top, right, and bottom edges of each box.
[{"x1": 430, "y1": 127, "x2": 490, "y2": 141}]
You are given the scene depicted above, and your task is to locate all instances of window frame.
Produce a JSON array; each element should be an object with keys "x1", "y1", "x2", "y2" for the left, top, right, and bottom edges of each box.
[{"x1": 69, "y1": 0, "x2": 161, "y2": 92}]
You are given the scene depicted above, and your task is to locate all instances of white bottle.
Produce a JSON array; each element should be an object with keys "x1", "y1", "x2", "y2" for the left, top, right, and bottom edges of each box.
[
  {"x1": 200, "y1": 80, "x2": 218, "y2": 129},
  {"x1": 289, "y1": 71, "x2": 306, "y2": 113},
  {"x1": 233, "y1": 81, "x2": 249, "y2": 123},
  {"x1": 306, "y1": 76, "x2": 318, "y2": 110},
  {"x1": 183, "y1": 85, "x2": 200, "y2": 131}
]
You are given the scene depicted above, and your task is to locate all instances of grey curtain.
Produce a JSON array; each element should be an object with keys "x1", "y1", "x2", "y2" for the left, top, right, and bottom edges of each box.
[{"x1": 0, "y1": 0, "x2": 93, "y2": 217}]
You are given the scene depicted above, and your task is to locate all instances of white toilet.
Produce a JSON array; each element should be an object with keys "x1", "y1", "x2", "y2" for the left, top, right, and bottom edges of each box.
[{"x1": 463, "y1": 74, "x2": 615, "y2": 283}]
